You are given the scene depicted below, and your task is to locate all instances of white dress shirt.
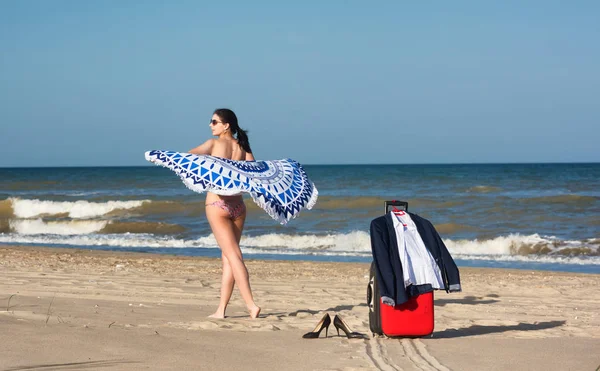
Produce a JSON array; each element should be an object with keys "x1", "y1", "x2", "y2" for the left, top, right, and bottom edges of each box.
[{"x1": 391, "y1": 211, "x2": 444, "y2": 289}]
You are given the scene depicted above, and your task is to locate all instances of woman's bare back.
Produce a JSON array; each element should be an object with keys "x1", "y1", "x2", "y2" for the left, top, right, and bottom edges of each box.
[
  {"x1": 210, "y1": 137, "x2": 246, "y2": 161},
  {"x1": 204, "y1": 138, "x2": 246, "y2": 203}
]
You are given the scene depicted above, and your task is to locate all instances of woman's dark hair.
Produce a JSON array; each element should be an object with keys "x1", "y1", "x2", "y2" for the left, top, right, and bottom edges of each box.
[{"x1": 214, "y1": 108, "x2": 252, "y2": 154}]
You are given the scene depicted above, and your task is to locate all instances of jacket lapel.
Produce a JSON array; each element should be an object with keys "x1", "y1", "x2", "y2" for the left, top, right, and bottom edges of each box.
[{"x1": 385, "y1": 212, "x2": 399, "y2": 258}]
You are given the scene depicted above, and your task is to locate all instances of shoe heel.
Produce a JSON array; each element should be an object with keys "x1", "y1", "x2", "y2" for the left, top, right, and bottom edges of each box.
[
  {"x1": 302, "y1": 313, "x2": 331, "y2": 339},
  {"x1": 333, "y1": 314, "x2": 366, "y2": 339}
]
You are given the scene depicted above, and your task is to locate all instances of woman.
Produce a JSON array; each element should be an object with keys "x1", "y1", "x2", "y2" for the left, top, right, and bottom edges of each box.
[{"x1": 189, "y1": 108, "x2": 261, "y2": 319}]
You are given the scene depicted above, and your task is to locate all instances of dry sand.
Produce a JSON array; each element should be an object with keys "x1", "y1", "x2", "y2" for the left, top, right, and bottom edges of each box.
[{"x1": 0, "y1": 245, "x2": 599, "y2": 370}]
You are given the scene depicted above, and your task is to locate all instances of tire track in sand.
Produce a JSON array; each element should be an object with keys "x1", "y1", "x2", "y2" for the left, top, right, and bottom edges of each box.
[
  {"x1": 400, "y1": 339, "x2": 450, "y2": 371},
  {"x1": 364, "y1": 335, "x2": 450, "y2": 371},
  {"x1": 364, "y1": 336, "x2": 401, "y2": 371}
]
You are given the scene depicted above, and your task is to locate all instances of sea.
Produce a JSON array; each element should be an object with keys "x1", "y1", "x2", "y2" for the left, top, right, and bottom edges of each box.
[{"x1": 1, "y1": 163, "x2": 598, "y2": 274}]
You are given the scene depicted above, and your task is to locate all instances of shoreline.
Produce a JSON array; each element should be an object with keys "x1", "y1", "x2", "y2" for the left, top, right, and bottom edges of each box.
[
  {"x1": 1, "y1": 243, "x2": 599, "y2": 273},
  {"x1": 1, "y1": 242, "x2": 598, "y2": 275},
  {"x1": 2, "y1": 244, "x2": 599, "y2": 370}
]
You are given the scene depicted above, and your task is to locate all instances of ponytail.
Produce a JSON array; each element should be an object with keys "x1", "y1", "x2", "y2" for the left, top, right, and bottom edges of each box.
[{"x1": 236, "y1": 128, "x2": 252, "y2": 154}]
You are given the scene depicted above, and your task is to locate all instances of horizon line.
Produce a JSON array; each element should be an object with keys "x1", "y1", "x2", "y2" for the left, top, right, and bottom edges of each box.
[{"x1": 1, "y1": 161, "x2": 600, "y2": 169}]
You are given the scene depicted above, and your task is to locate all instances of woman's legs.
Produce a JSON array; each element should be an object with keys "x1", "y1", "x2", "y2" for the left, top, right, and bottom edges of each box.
[
  {"x1": 208, "y1": 254, "x2": 235, "y2": 318},
  {"x1": 206, "y1": 204, "x2": 260, "y2": 319},
  {"x1": 209, "y1": 215, "x2": 243, "y2": 318}
]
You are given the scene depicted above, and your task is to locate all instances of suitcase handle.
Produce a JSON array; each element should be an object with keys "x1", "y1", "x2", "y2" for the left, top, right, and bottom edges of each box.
[
  {"x1": 367, "y1": 278, "x2": 373, "y2": 312},
  {"x1": 384, "y1": 200, "x2": 408, "y2": 214}
]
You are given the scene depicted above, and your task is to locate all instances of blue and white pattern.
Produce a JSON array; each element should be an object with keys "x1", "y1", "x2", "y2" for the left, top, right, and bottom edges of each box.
[{"x1": 145, "y1": 150, "x2": 318, "y2": 224}]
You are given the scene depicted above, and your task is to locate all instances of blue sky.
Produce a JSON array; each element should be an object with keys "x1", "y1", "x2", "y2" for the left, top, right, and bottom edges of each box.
[{"x1": 1, "y1": 1, "x2": 598, "y2": 166}]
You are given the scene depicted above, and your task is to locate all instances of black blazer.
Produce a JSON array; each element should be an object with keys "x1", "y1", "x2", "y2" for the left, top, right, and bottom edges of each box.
[{"x1": 370, "y1": 212, "x2": 461, "y2": 306}]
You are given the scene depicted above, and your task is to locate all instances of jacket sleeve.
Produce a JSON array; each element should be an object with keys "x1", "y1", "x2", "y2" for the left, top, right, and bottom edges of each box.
[
  {"x1": 409, "y1": 212, "x2": 461, "y2": 293},
  {"x1": 370, "y1": 219, "x2": 397, "y2": 306},
  {"x1": 433, "y1": 224, "x2": 461, "y2": 292}
]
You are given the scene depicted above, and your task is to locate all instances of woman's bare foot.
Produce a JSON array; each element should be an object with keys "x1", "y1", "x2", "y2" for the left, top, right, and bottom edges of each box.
[
  {"x1": 208, "y1": 310, "x2": 225, "y2": 319},
  {"x1": 249, "y1": 305, "x2": 261, "y2": 319}
]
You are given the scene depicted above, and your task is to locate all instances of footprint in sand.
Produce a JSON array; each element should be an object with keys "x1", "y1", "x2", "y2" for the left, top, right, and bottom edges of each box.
[{"x1": 167, "y1": 321, "x2": 220, "y2": 330}]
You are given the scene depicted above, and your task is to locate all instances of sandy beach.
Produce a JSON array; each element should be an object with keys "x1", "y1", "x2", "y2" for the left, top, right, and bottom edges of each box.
[{"x1": 1, "y1": 245, "x2": 599, "y2": 371}]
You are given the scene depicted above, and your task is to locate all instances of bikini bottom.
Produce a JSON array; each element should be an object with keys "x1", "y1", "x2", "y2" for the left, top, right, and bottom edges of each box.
[{"x1": 206, "y1": 199, "x2": 246, "y2": 220}]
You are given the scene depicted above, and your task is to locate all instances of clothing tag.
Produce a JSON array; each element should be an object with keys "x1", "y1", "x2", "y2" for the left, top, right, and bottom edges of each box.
[{"x1": 391, "y1": 210, "x2": 408, "y2": 226}]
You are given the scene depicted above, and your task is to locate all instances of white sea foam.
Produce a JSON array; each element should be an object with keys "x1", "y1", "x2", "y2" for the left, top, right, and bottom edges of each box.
[
  {"x1": 9, "y1": 219, "x2": 108, "y2": 235},
  {"x1": 0, "y1": 234, "x2": 192, "y2": 248},
  {"x1": 0, "y1": 230, "x2": 598, "y2": 266},
  {"x1": 9, "y1": 198, "x2": 147, "y2": 218},
  {"x1": 452, "y1": 254, "x2": 599, "y2": 266},
  {"x1": 239, "y1": 247, "x2": 372, "y2": 257},
  {"x1": 443, "y1": 234, "x2": 552, "y2": 255},
  {"x1": 238, "y1": 231, "x2": 370, "y2": 252}
]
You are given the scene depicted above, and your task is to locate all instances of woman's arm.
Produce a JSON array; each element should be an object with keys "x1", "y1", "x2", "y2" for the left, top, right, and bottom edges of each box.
[
  {"x1": 245, "y1": 151, "x2": 255, "y2": 161},
  {"x1": 188, "y1": 139, "x2": 215, "y2": 155}
]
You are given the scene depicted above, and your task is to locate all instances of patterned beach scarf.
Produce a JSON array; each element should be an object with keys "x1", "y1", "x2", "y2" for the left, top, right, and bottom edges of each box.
[{"x1": 145, "y1": 150, "x2": 318, "y2": 224}]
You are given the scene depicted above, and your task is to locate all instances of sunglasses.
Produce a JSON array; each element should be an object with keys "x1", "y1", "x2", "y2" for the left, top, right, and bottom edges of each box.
[{"x1": 209, "y1": 119, "x2": 223, "y2": 125}]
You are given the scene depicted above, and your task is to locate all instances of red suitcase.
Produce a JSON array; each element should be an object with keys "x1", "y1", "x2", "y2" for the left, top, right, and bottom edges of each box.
[
  {"x1": 368, "y1": 261, "x2": 435, "y2": 337},
  {"x1": 367, "y1": 201, "x2": 435, "y2": 337}
]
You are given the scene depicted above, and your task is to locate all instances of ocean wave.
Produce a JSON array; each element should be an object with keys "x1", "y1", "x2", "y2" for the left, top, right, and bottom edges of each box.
[
  {"x1": 241, "y1": 231, "x2": 370, "y2": 252},
  {"x1": 0, "y1": 234, "x2": 188, "y2": 248},
  {"x1": 1, "y1": 197, "x2": 277, "y2": 219},
  {"x1": 10, "y1": 218, "x2": 108, "y2": 235},
  {"x1": 5, "y1": 198, "x2": 149, "y2": 218},
  {"x1": 240, "y1": 233, "x2": 599, "y2": 258},
  {"x1": 0, "y1": 199, "x2": 13, "y2": 218},
  {"x1": 445, "y1": 234, "x2": 600, "y2": 257},
  {"x1": 6, "y1": 219, "x2": 185, "y2": 235},
  {"x1": 1, "y1": 196, "x2": 473, "y2": 220},
  {"x1": 1, "y1": 230, "x2": 598, "y2": 263},
  {"x1": 0, "y1": 219, "x2": 9, "y2": 233},
  {"x1": 454, "y1": 254, "x2": 600, "y2": 266}
]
